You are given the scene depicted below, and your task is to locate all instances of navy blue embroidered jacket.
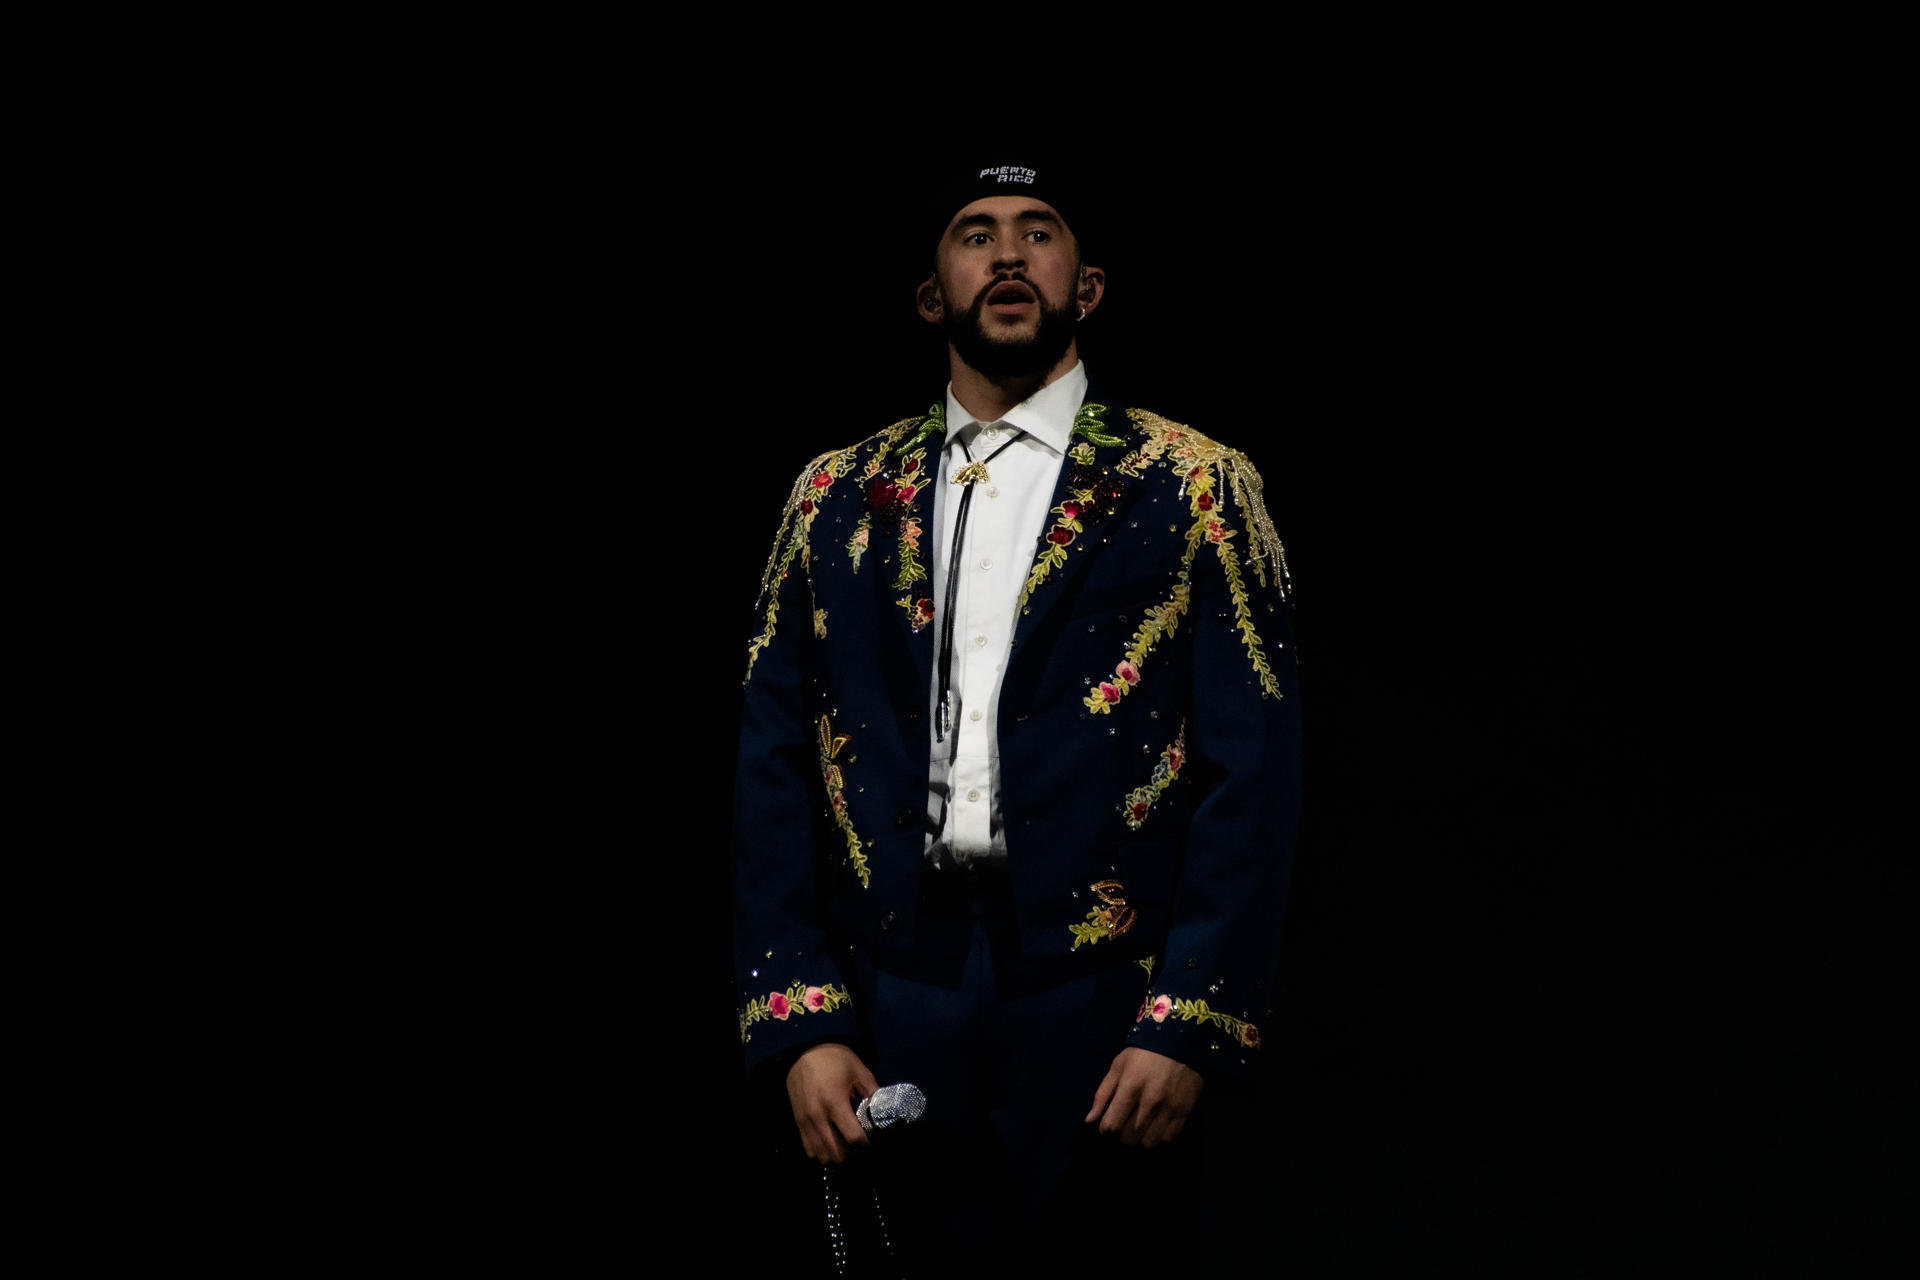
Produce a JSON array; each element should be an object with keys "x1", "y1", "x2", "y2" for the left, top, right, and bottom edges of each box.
[{"x1": 732, "y1": 398, "x2": 1300, "y2": 1081}]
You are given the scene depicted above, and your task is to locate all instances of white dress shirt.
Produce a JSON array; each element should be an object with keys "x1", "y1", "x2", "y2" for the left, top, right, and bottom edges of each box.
[{"x1": 925, "y1": 362, "x2": 1088, "y2": 867}]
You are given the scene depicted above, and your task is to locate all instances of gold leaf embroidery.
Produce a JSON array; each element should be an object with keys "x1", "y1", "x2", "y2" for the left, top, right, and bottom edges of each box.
[
  {"x1": 1068, "y1": 879, "x2": 1135, "y2": 949},
  {"x1": 1122, "y1": 724, "x2": 1187, "y2": 830},
  {"x1": 1138, "y1": 991, "x2": 1261, "y2": 1049},
  {"x1": 817, "y1": 713, "x2": 868, "y2": 888},
  {"x1": 739, "y1": 980, "x2": 853, "y2": 1044}
]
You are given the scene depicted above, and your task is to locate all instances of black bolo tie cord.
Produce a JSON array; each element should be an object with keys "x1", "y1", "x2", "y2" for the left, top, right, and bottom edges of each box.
[{"x1": 936, "y1": 428, "x2": 1019, "y2": 744}]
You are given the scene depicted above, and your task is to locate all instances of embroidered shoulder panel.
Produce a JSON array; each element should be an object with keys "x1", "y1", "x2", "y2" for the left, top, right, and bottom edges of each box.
[
  {"x1": 1084, "y1": 411, "x2": 1291, "y2": 709},
  {"x1": 739, "y1": 980, "x2": 853, "y2": 1044},
  {"x1": 1123, "y1": 410, "x2": 1292, "y2": 600},
  {"x1": 743, "y1": 414, "x2": 939, "y2": 681}
]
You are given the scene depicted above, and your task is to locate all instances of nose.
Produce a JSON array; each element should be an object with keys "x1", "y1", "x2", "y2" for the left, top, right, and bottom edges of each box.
[{"x1": 992, "y1": 245, "x2": 1025, "y2": 274}]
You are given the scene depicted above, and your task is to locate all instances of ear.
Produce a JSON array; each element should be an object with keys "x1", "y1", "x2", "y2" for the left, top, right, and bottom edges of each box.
[
  {"x1": 1076, "y1": 265, "x2": 1106, "y2": 319},
  {"x1": 916, "y1": 274, "x2": 944, "y2": 325}
]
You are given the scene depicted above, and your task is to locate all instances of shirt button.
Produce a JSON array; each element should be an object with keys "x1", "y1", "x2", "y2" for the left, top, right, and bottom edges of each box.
[
  {"x1": 986, "y1": 486, "x2": 1000, "y2": 498},
  {"x1": 967, "y1": 789, "x2": 981, "y2": 802},
  {"x1": 974, "y1": 635, "x2": 987, "y2": 647},
  {"x1": 979, "y1": 557, "x2": 992, "y2": 570},
  {"x1": 881, "y1": 911, "x2": 898, "y2": 930},
  {"x1": 969, "y1": 709, "x2": 983, "y2": 722}
]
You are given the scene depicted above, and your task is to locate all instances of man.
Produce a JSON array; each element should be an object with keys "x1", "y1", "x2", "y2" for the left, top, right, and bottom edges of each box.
[{"x1": 732, "y1": 162, "x2": 1299, "y2": 1270}]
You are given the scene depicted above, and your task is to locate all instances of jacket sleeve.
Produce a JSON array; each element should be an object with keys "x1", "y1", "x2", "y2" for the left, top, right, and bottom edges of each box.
[
  {"x1": 731, "y1": 466, "x2": 862, "y2": 1077},
  {"x1": 1125, "y1": 453, "x2": 1300, "y2": 1081}
]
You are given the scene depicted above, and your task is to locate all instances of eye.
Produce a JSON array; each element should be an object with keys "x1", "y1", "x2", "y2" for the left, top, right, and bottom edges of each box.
[
  {"x1": 963, "y1": 232, "x2": 991, "y2": 246},
  {"x1": 1025, "y1": 229, "x2": 1051, "y2": 243}
]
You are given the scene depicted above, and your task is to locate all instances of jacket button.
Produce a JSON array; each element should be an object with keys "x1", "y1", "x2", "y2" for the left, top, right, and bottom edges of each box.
[
  {"x1": 895, "y1": 807, "x2": 917, "y2": 830},
  {"x1": 880, "y1": 911, "x2": 898, "y2": 930},
  {"x1": 907, "y1": 710, "x2": 922, "y2": 724}
]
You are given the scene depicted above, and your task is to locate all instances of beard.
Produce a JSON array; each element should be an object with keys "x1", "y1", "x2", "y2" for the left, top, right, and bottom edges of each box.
[{"x1": 941, "y1": 277, "x2": 1080, "y2": 380}]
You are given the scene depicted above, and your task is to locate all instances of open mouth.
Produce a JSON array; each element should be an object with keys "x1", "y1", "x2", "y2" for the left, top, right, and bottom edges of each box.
[{"x1": 986, "y1": 280, "x2": 1036, "y2": 312}]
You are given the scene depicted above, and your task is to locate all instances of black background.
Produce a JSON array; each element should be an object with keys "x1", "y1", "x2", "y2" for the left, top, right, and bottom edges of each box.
[{"x1": 373, "y1": 89, "x2": 1903, "y2": 1274}]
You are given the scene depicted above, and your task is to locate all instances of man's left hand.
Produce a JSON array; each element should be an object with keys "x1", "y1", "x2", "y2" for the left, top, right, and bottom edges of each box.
[{"x1": 1084, "y1": 1047, "x2": 1203, "y2": 1148}]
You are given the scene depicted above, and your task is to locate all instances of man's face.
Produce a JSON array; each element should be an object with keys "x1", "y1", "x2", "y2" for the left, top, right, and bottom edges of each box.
[{"x1": 924, "y1": 197, "x2": 1093, "y2": 380}]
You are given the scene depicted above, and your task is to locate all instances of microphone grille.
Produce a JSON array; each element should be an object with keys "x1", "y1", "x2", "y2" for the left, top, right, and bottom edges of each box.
[{"x1": 859, "y1": 1082, "x2": 927, "y2": 1131}]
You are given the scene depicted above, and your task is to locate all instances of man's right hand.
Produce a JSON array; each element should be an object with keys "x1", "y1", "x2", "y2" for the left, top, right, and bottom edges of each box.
[{"x1": 785, "y1": 1043, "x2": 878, "y2": 1164}]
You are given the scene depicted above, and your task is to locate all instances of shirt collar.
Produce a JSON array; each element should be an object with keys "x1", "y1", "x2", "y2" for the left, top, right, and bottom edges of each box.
[{"x1": 943, "y1": 361, "x2": 1088, "y2": 458}]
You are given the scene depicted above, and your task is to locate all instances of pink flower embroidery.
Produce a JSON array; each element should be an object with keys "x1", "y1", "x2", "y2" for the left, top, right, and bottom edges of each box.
[
  {"x1": 1136, "y1": 998, "x2": 1148, "y2": 1023},
  {"x1": 1206, "y1": 520, "x2": 1225, "y2": 543},
  {"x1": 832, "y1": 792, "x2": 845, "y2": 812},
  {"x1": 1151, "y1": 995, "x2": 1172, "y2": 1023},
  {"x1": 768, "y1": 992, "x2": 791, "y2": 1020},
  {"x1": 1167, "y1": 746, "x2": 1184, "y2": 771},
  {"x1": 898, "y1": 484, "x2": 918, "y2": 503},
  {"x1": 1099, "y1": 682, "x2": 1120, "y2": 704},
  {"x1": 852, "y1": 527, "x2": 869, "y2": 547},
  {"x1": 1116, "y1": 661, "x2": 1140, "y2": 686},
  {"x1": 804, "y1": 986, "x2": 828, "y2": 1012},
  {"x1": 1061, "y1": 500, "x2": 1084, "y2": 520}
]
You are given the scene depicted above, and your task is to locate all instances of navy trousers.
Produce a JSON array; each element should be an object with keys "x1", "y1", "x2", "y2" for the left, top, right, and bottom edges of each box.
[{"x1": 851, "y1": 866, "x2": 1209, "y2": 1277}]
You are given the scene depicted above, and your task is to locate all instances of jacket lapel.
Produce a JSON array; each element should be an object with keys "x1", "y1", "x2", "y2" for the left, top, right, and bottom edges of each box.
[
  {"x1": 868, "y1": 412, "x2": 942, "y2": 699},
  {"x1": 1008, "y1": 398, "x2": 1147, "y2": 654}
]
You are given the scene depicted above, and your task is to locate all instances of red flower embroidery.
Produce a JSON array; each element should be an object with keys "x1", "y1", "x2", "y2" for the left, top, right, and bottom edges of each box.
[
  {"x1": 903, "y1": 457, "x2": 919, "y2": 473},
  {"x1": 1049, "y1": 527, "x2": 1074, "y2": 546},
  {"x1": 1206, "y1": 520, "x2": 1226, "y2": 543},
  {"x1": 811, "y1": 472, "x2": 833, "y2": 490},
  {"x1": 1116, "y1": 661, "x2": 1140, "y2": 686},
  {"x1": 915, "y1": 598, "x2": 935, "y2": 623},
  {"x1": 897, "y1": 484, "x2": 918, "y2": 503},
  {"x1": 1167, "y1": 746, "x2": 1184, "y2": 772},
  {"x1": 1188, "y1": 466, "x2": 1205, "y2": 479},
  {"x1": 1131, "y1": 801, "x2": 1150, "y2": 823},
  {"x1": 1061, "y1": 500, "x2": 1084, "y2": 520},
  {"x1": 869, "y1": 478, "x2": 898, "y2": 507},
  {"x1": 1197, "y1": 492, "x2": 1213, "y2": 511},
  {"x1": 805, "y1": 986, "x2": 828, "y2": 1012},
  {"x1": 799, "y1": 499, "x2": 814, "y2": 515},
  {"x1": 832, "y1": 792, "x2": 845, "y2": 812},
  {"x1": 1099, "y1": 682, "x2": 1120, "y2": 704},
  {"x1": 1136, "y1": 998, "x2": 1148, "y2": 1023},
  {"x1": 768, "y1": 992, "x2": 791, "y2": 1020},
  {"x1": 1240, "y1": 1023, "x2": 1261, "y2": 1048}
]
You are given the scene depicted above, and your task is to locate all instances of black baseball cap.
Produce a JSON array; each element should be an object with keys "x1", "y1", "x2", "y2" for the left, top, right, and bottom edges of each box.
[{"x1": 923, "y1": 159, "x2": 1097, "y2": 261}]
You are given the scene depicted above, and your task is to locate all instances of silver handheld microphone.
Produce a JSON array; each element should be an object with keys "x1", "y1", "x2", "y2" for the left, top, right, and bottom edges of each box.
[{"x1": 855, "y1": 1082, "x2": 927, "y2": 1134}]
